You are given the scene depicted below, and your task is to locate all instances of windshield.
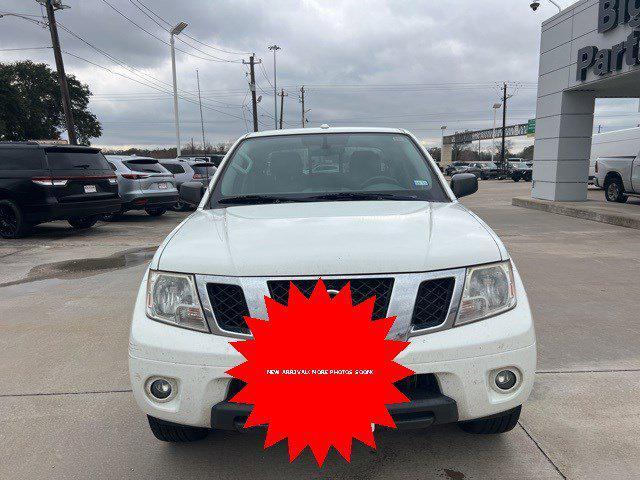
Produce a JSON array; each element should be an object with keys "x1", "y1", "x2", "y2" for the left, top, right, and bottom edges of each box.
[
  {"x1": 124, "y1": 160, "x2": 167, "y2": 174},
  {"x1": 209, "y1": 133, "x2": 448, "y2": 207}
]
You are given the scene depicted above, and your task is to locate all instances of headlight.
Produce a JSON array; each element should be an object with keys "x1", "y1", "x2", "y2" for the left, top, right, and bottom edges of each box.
[
  {"x1": 456, "y1": 261, "x2": 516, "y2": 325},
  {"x1": 146, "y1": 270, "x2": 209, "y2": 333}
]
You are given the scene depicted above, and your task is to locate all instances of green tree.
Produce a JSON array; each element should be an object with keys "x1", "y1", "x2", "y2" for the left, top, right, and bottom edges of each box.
[{"x1": 0, "y1": 60, "x2": 101, "y2": 145}]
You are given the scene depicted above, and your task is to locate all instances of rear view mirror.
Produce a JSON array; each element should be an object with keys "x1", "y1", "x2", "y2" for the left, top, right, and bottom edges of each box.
[
  {"x1": 450, "y1": 173, "x2": 478, "y2": 198},
  {"x1": 180, "y1": 181, "x2": 206, "y2": 206}
]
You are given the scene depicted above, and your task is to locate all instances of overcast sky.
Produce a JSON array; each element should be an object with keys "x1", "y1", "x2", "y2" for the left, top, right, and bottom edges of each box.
[{"x1": 1, "y1": 0, "x2": 639, "y2": 150}]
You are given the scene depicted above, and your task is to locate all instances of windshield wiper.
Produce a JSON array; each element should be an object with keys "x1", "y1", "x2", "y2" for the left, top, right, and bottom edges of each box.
[
  {"x1": 309, "y1": 192, "x2": 421, "y2": 202},
  {"x1": 72, "y1": 164, "x2": 91, "y2": 169},
  {"x1": 218, "y1": 195, "x2": 311, "y2": 206}
]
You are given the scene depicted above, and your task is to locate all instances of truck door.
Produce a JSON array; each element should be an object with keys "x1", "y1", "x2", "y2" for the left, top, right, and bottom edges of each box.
[{"x1": 632, "y1": 154, "x2": 640, "y2": 193}]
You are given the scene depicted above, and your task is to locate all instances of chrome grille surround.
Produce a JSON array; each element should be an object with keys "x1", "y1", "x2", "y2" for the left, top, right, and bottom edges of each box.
[{"x1": 195, "y1": 268, "x2": 466, "y2": 341}]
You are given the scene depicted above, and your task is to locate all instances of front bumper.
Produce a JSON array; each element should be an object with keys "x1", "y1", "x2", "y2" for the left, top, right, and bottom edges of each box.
[
  {"x1": 129, "y1": 267, "x2": 536, "y2": 429},
  {"x1": 211, "y1": 393, "x2": 458, "y2": 431}
]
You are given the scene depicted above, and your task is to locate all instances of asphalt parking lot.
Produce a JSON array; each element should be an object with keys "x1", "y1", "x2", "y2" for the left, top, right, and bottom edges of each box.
[{"x1": 1, "y1": 183, "x2": 638, "y2": 480}]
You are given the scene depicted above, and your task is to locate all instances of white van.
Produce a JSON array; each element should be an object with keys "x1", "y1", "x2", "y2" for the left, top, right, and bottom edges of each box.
[{"x1": 590, "y1": 127, "x2": 640, "y2": 187}]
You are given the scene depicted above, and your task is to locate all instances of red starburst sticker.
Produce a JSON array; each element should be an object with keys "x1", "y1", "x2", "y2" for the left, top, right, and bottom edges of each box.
[{"x1": 226, "y1": 280, "x2": 414, "y2": 466}]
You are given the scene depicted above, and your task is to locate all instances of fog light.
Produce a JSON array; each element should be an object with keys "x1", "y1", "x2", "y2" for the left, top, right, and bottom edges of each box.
[
  {"x1": 150, "y1": 379, "x2": 172, "y2": 399},
  {"x1": 494, "y1": 370, "x2": 518, "y2": 391}
]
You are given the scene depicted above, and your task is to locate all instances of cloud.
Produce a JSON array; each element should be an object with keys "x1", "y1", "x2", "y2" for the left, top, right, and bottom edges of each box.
[{"x1": 0, "y1": 0, "x2": 635, "y2": 149}]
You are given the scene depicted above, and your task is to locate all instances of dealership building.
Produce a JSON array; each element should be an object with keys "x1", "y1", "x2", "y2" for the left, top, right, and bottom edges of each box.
[{"x1": 532, "y1": 0, "x2": 640, "y2": 201}]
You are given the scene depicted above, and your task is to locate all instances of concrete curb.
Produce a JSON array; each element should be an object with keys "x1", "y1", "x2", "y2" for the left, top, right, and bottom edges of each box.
[{"x1": 512, "y1": 196, "x2": 640, "y2": 230}]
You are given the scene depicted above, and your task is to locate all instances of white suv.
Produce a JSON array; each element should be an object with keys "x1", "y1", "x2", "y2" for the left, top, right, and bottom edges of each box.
[{"x1": 129, "y1": 127, "x2": 536, "y2": 442}]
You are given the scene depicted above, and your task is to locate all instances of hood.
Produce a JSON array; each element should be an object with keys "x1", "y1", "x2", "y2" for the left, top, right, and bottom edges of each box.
[{"x1": 157, "y1": 201, "x2": 505, "y2": 277}]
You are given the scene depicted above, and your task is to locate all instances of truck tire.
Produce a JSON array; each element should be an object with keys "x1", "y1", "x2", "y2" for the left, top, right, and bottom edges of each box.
[
  {"x1": 604, "y1": 176, "x2": 628, "y2": 203},
  {"x1": 513, "y1": 175, "x2": 521, "y2": 182},
  {"x1": 147, "y1": 416, "x2": 209, "y2": 442},
  {"x1": 0, "y1": 200, "x2": 31, "y2": 239},
  {"x1": 458, "y1": 406, "x2": 521, "y2": 434},
  {"x1": 68, "y1": 216, "x2": 100, "y2": 230}
]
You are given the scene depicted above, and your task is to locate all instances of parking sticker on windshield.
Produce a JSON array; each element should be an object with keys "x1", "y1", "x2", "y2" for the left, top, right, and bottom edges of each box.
[{"x1": 414, "y1": 180, "x2": 429, "y2": 187}]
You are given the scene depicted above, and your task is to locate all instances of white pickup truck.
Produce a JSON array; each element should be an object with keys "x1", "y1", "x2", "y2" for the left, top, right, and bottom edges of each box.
[
  {"x1": 595, "y1": 155, "x2": 640, "y2": 203},
  {"x1": 129, "y1": 127, "x2": 536, "y2": 443}
]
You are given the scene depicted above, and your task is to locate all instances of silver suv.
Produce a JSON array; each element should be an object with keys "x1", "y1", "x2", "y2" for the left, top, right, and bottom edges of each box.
[
  {"x1": 105, "y1": 156, "x2": 178, "y2": 218},
  {"x1": 159, "y1": 159, "x2": 217, "y2": 211}
]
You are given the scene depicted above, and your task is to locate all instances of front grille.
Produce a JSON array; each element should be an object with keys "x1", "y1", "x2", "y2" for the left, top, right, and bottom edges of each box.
[
  {"x1": 410, "y1": 277, "x2": 456, "y2": 330},
  {"x1": 206, "y1": 283, "x2": 251, "y2": 334},
  {"x1": 268, "y1": 278, "x2": 394, "y2": 320},
  {"x1": 228, "y1": 376, "x2": 438, "y2": 402}
]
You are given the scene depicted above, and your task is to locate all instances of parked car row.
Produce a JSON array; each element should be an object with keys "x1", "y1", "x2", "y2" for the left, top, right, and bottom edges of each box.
[
  {"x1": 444, "y1": 160, "x2": 533, "y2": 183},
  {"x1": 0, "y1": 142, "x2": 219, "y2": 238}
]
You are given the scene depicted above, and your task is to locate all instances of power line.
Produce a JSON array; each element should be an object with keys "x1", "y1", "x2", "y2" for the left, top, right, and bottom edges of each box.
[
  {"x1": 259, "y1": 62, "x2": 274, "y2": 88},
  {"x1": 132, "y1": 0, "x2": 250, "y2": 55},
  {"x1": 98, "y1": 0, "x2": 242, "y2": 63},
  {"x1": 125, "y1": 0, "x2": 244, "y2": 63},
  {"x1": 56, "y1": 22, "x2": 243, "y2": 108},
  {"x1": 0, "y1": 46, "x2": 51, "y2": 51},
  {"x1": 62, "y1": 50, "x2": 246, "y2": 121}
]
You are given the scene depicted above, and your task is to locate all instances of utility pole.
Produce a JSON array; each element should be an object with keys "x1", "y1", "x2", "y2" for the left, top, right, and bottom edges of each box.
[
  {"x1": 170, "y1": 22, "x2": 188, "y2": 157},
  {"x1": 40, "y1": 0, "x2": 77, "y2": 145},
  {"x1": 243, "y1": 55, "x2": 261, "y2": 132},
  {"x1": 279, "y1": 89, "x2": 287, "y2": 129},
  {"x1": 491, "y1": 103, "x2": 502, "y2": 163},
  {"x1": 268, "y1": 45, "x2": 281, "y2": 129},
  {"x1": 500, "y1": 82, "x2": 508, "y2": 170},
  {"x1": 196, "y1": 69, "x2": 206, "y2": 150},
  {"x1": 300, "y1": 85, "x2": 307, "y2": 128}
]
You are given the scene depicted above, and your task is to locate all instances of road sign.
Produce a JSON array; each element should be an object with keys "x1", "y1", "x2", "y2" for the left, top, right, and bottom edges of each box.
[{"x1": 527, "y1": 119, "x2": 536, "y2": 137}]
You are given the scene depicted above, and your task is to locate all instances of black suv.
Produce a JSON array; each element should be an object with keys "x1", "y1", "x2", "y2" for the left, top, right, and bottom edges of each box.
[{"x1": 0, "y1": 143, "x2": 122, "y2": 238}]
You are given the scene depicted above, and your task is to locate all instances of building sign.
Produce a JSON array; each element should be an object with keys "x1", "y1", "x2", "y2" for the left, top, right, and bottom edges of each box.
[{"x1": 577, "y1": 0, "x2": 640, "y2": 81}]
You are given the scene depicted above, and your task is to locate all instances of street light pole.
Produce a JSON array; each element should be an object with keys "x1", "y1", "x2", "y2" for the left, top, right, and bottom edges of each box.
[
  {"x1": 268, "y1": 45, "x2": 281, "y2": 130},
  {"x1": 170, "y1": 22, "x2": 188, "y2": 157}
]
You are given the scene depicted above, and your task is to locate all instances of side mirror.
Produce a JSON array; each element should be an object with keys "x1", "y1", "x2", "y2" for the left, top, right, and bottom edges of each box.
[
  {"x1": 450, "y1": 173, "x2": 478, "y2": 198},
  {"x1": 180, "y1": 181, "x2": 206, "y2": 206}
]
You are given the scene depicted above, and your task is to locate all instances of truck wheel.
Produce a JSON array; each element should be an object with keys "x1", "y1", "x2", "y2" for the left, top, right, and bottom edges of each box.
[
  {"x1": 147, "y1": 416, "x2": 209, "y2": 442},
  {"x1": 145, "y1": 207, "x2": 167, "y2": 217},
  {"x1": 68, "y1": 216, "x2": 100, "y2": 230},
  {"x1": 458, "y1": 406, "x2": 521, "y2": 435},
  {"x1": 513, "y1": 175, "x2": 521, "y2": 182},
  {"x1": 0, "y1": 200, "x2": 31, "y2": 239},
  {"x1": 604, "y1": 177, "x2": 628, "y2": 203}
]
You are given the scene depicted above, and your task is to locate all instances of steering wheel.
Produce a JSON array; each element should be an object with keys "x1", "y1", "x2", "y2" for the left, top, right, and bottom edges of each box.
[{"x1": 360, "y1": 176, "x2": 403, "y2": 189}]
